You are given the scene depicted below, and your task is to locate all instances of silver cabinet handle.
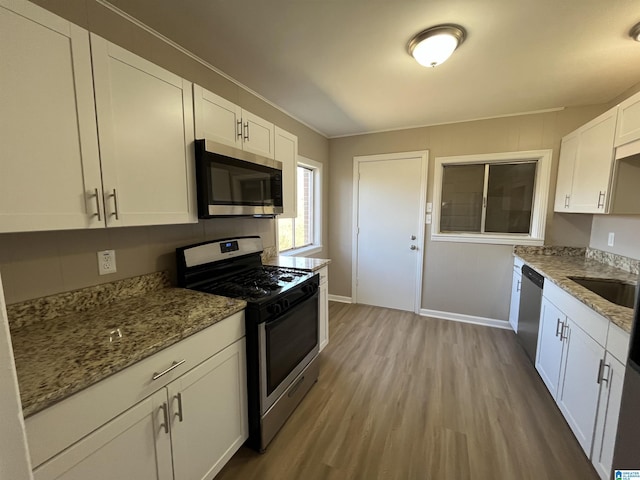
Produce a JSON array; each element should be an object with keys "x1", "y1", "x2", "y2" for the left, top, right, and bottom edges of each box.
[
  {"x1": 597, "y1": 191, "x2": 606, "y2": 209},
  {"x1": 152, "y1": 359, "x2": 185, "y2": 381},
  {"x1": 516, "y1": 280, "x2": 521, "y2": 292},
  {"x1": 555, "y1": 318, "x2": 563, "y2": 337},
  {"x1": 236, "y1": 119, "x2": 243, "y2": 139},
  {"x1": 174, "y1": 392, "x2": 184, "y2": 422},
  {"x1": 564, "y1": 194, "x2": 570, "y2": 208},
  {"x1": 243, "y1": 122, "x2": 249, "y2": 141},
  {"x1": 596, "y1": 359, "x2": 610, "y2": 385},
  {"x1": 159, "y1": 403, "x2": 169, "y2": 434},
  {"x1": 560, "y1": 323, "x2": 569, "y2": 341},
  {"x1": 109, "y1": 189, "x2": 120, "y2": 220},
  {"x1": 92, "y1": 188, "x2": 102, "y2": 221}
]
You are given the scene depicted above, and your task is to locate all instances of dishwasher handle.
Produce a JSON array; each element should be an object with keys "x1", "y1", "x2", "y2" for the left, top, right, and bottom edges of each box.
[{"x1": 522, "y1": 265, "x2": 544, "y2": 289}]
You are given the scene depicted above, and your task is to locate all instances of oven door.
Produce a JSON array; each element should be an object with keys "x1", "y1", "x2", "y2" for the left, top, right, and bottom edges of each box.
[{"x1": 258, "y1": 293, "x2": 319, "y2": 414}]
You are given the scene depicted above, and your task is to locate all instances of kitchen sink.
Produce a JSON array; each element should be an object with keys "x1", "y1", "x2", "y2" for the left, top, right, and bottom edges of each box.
[{"x1": 568, "y1": 276, "x2": 637, "y2": 309}]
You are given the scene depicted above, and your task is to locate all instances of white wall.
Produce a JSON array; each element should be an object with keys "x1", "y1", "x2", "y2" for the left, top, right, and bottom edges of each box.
[{"x1": 0, "y1": 274, "x2": 32, "y2": 480}]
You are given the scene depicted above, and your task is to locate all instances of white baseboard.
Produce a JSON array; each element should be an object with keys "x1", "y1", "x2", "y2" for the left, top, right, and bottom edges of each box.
[
  {"x1": 419, "y1": 309, "x2": 512, "y2": 330},
  {"x1": 328, "y1": 294, "x2": 352, "y2": 304}
]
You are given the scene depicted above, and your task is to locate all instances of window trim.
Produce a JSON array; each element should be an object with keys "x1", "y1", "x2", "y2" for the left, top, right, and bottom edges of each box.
[
  {"x1": 278, "y1": 155, "x2": 323, "y2": 256},
  {"x1": 431, "y1": 149, "x2": 552, "y2": 246}
]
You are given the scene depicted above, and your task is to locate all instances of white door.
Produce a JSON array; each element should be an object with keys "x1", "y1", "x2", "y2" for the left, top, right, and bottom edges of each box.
[{"x1": 354, "y1": 151, "x2": 428, "y2": 312}]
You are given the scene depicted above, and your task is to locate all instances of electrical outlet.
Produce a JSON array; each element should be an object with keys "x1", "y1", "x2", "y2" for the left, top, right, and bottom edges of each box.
[
  {"x1": 607, "y1": 232, "x2": 615, "y2": 247},
  {"x1": 98, "y1": 250, "x2": 117, "y2": 275}
]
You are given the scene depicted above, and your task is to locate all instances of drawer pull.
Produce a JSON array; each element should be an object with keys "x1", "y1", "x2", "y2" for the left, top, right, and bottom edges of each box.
[{"x1": 152, "y1": 359, "x2": 185, "y2": 381}]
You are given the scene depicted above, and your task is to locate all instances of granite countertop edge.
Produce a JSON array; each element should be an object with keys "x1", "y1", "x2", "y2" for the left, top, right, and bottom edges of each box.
[
  {"x1": 263, "y1": 255, "x2": 331, "y2": 272},
  {"x1": 514, "y1": 252, "x2": 635, "y2": 334},
  {"x1": 12, "y1": 286, "x2": 246, "y2": 418}
]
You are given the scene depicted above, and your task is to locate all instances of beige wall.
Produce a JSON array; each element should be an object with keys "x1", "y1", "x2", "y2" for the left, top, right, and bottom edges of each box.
[
  {"x1": 328, "y1": 105, "x2": 606, "y2": 319},
  {"x1": 0, "y1": 0, "x2": 329, "y2": 305},
  {"x1": 590, "y1": 216, "x2": 640, "y2": 260}
]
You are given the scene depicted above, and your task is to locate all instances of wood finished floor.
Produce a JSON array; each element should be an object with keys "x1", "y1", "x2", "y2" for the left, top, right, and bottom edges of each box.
[{"x1": 216, "y1": 302, "x2": 599, "y2": 480}]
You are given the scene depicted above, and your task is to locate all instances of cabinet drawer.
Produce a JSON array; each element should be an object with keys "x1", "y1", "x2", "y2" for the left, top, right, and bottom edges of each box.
[
  {"x1": 543, "y1": 281, "x2": 608, "y2": 346},
  {"x1": 26, "y1": 311, "x2": 245, "y2": 468},
  {"x1": 607, "y1": 322, "x2": 630, "y2": 364}
]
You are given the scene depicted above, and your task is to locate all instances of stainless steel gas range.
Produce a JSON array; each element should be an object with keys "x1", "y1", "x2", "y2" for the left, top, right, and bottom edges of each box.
[{"x1": 176, "y1": 236, "x2": 319, "y2": 452}]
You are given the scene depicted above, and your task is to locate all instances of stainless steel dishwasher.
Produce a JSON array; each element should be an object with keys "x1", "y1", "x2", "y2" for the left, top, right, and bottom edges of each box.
[{"x1": 517, "y1": 265, "x2": 544, "y2": 363}]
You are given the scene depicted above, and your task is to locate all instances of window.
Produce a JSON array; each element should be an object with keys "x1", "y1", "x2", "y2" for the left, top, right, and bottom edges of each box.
[
  {"x1": 432, "y1": 150, "x2": 552, "y2": 245},
  {"x1": 278, "y1": 157, "x2": 322, "y2": 254}
]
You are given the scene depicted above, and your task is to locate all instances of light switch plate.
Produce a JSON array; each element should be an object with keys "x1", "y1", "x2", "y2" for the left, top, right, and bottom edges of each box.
[
  {"x1": 426, "y1": 202, "x2": 433, "y2": 213},
  {"x1": 607, "y1": 232, "x2": 615, "y2": 247},
  {"x1": 98, "y1": 250, "x2": 117, "y2": 275}
]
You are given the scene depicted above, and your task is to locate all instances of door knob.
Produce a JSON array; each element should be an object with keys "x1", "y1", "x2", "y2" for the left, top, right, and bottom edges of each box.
[{"x1": 410, "y1": 245, "x2": 417, "y2": 250}]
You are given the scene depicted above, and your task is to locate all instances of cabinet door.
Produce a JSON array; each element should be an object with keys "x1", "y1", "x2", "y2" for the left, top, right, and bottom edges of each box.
[
  {"x1": 570, "y1": 109, "x2": 617, "y2": 213},
  {"x1": 554, "y1": 133, "x2": 578, "y2": 212},
  {"x1": 193, "y1": 85, "x2": 242, "y2": 148},
  {"x1": 91, "y1": 34, "x2": 196, "y2": 227},
  {"x1": 241, "y1": 110, "x2": 275, "y2": 158},
  {"x1": 535, "y1": 298, "x2": 565, "y2": 399},
  {"x1": 508, "y1": 269, "x2": 522, "y2": 332},
  {"x1": 557, "y1": 318, "x2": 604, "y2": 455},
  {"x1": 591, "y1": 354, "x2": 625, "y2": 480},
  {"x1": 319, "y1": 276, "x2": 329, "y2": 352},
  {"x1": 0, "y1": 0, "x2": 103, "y2": 233},
  {"x1": 33, "y1": 390, "x2": 172, "y2": 480},
  {"x1": 275, "y1": 126, "x2": 298, "y2": 218},
  {"x1": 615, "y1": 90, "x2": 640, "y2": 147},
  {"x1": 169, "y1": 339, "x2": 248, "y2": 480}
]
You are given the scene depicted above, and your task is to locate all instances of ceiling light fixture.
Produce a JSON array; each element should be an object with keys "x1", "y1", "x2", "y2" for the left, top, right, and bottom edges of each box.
[
  {"x1": 630, "y1": 22, "x2": 640, "y2": 42},
  {"x1": 407, "y1": 24, "x2": 466, "y2": 67}
]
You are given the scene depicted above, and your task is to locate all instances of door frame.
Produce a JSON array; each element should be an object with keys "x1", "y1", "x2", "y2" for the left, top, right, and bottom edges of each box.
[{"x1": 351, "y1": 150, "x2": 429, "y2": 313}]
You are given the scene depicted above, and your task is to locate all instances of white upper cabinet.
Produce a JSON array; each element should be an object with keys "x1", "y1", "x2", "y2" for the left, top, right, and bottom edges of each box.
[
  {"x1": 193, "y1": 85, "x2": 242, "y2": 148},
  {"x1": 275, "y1": 127, "x2": 298, "y2": 218},
  {"x1": 241, "y1": 110, "x2": 275, "y2": 158},
  {"x1": 553, "y1": 133, "x2": 578, "y2": 212},
  {"x1": 554, "y1": 108, "x2": 617, "y2": 214},
  {"x1": 0, "y1": 0, "x2": 103, "y2": 233},
  {"x1": 615, "y1": 90, "x2": 640, "y2": 147},
  {"x1": 91, "y1": 35, "x2": 196, "y2": 227},
  {"x1": 193, "y1": 85, "x2": 275, "y2": 158}
]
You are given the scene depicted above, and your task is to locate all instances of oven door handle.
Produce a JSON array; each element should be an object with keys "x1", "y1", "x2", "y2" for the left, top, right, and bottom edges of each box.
[{"x1": 264, "y1": 291, "x2": 318, "y2": 326}]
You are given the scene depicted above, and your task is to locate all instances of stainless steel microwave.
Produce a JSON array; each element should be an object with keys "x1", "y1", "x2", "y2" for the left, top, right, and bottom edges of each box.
[{"x1": 195, "y1": 139, "x2": 283, "y2": 217}]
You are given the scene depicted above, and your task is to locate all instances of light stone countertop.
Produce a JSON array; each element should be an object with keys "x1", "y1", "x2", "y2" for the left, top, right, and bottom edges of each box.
[
  {"x1": 263, "y1": 256, "x2": 331, "y2": 272},
  {"x1": 8, "y1": 273, "x2": 246, "y2": 417},
  {"x1": 514, "y1": 252, "x2": 636, "y2": 334}
]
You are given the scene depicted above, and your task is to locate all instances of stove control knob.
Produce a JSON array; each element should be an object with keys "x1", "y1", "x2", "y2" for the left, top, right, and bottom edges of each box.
[
  {"x1": 280, "y1": 299, "x2": 290, "y2": 309},
  {"x1": 303, "y1": 283, "x2": 318, "y2": 295},
  {"x1": 267, "y1": 303, "x2": 282, "y2": 315}
]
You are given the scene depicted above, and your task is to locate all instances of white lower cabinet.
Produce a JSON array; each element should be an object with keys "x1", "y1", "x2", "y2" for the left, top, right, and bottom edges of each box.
[
  {"x1": 534, "y1": 280, "x2": 629, "y2": 472},
  {"x1": 556, "y1": 317, "x2": 604, "y2": 454},
  {"x1": 591, "y1": 353, "x2": 625, "y2": 480},
  {"x1": 508, "y1": 259, "x2": 523, "y2": 332},
  {"x1": 31, "y1": 323, "x2": 247, "y2": 480},
  {"x1": 535, "y1": 297, "x2": 566, "y2": 399},
  {"x1": 169, "y1": 340, "x2": 247, "y2": 480},
  {"x1": 318, "y1": 266, "x2": 329, "y2": 352},
  {"x1": 34, "y1": 389, "x2": 173, "y2": 480}
]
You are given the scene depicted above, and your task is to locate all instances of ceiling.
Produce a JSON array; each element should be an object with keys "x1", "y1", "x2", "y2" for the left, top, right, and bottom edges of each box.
[{"x1": 106, "y1": 0, "x2": 640, "y2": 138}]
